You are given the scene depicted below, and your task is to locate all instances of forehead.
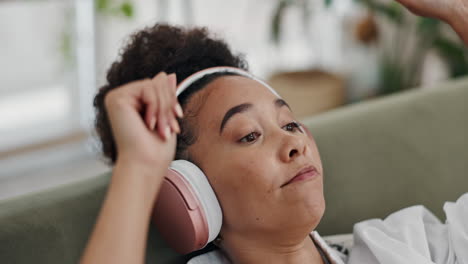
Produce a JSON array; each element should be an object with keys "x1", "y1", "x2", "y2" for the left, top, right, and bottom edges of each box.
[{"x1": 195, "y1": 75, "x2": 278, "y2": 126}]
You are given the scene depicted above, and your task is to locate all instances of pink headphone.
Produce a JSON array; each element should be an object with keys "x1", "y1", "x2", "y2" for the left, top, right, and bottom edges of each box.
[{"x1": 151, "y1": 67, "x2": 310, "y2": 254}]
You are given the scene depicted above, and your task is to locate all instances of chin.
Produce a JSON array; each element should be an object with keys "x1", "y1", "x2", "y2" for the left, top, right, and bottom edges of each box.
[
  {"x1": 305, "y1": 194, "x2": 325, "y2": 220},
  {"x1": 301, "y1": 186, "x2": 325, "y2": 219},
  {"x1": 277, "y1": 203, "x2": 325, "y2": 236},
  {"x1": 282, "y1": 190, "x2": 325, "y2": 229},
  {"x1": 284, "y1": 176, "x2": 324, "y2": 201}
]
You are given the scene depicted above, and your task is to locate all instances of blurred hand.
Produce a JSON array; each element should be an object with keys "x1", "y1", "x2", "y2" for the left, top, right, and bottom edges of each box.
[
  {"x1": 395, "y1": 0, "x2": 454, "y2": 18},
  {"x1": 104, "y1": 72, "x2": 183, "y2": 167},
  {"x1": 395, "y1": 0, "x2": 468, "y2": 44}
]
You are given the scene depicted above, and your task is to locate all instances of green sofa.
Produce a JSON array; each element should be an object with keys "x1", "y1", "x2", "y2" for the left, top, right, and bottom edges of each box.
[{"x1": 1, "y1": 77, "x2": 467, "y2": 263}]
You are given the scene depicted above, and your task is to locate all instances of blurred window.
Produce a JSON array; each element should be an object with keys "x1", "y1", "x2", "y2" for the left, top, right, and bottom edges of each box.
[{"x1": 0, "y1": 0, "x2": 95, "y2": 155}]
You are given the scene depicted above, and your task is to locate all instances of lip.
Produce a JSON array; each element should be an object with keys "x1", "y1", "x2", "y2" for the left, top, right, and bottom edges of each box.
[{"x1": 281, "y1": 165, "x2": 319, "y2": 188}]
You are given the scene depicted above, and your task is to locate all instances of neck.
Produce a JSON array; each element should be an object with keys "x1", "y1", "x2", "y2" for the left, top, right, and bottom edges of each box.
[{"x1": 219, "y1": 231, "x2": 324, "y2": 264}]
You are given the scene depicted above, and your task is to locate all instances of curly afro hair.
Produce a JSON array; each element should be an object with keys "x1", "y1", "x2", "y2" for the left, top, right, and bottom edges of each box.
[{"x1": 93, "y1": 23, "x2": 248, "y2": 165}]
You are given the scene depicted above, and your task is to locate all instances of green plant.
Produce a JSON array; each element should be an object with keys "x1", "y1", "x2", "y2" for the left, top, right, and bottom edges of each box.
[
  {"x1": 60, "y1": 6, "x2": 74, "y2": 68},
  {"x1": 96, "y1": 0, "x2": 135, "y2": 18},
  {"x1": 270, "y1": 0, "x2": 468, "y2": 96},
  {"x1": 363, "y1": 0, "x2": 467, "y2": 94},
  {"x1": 433, "y1": 35, "x2": 468, "y2": 78},
  {"x1": 59, "y1": 0, "x2": 135, "y2": 64},
  {"x1": 271, "y1": 0, "x2": 332, "y2": 43}
]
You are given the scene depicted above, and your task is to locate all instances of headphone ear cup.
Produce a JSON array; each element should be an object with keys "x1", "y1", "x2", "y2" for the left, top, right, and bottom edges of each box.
[{"x1": 152, "y1": 160, "x2": 222, "y2": 254}]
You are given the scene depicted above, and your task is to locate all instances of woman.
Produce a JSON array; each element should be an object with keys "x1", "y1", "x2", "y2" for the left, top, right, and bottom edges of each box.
[{"x1": 80, "y1": 24, "x2": 345, "y2": 264}]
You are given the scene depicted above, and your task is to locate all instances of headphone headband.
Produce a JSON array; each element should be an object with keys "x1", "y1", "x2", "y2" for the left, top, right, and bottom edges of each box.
[{"x1": 176, "y1": 66, "x2": 281, "y2": 98}]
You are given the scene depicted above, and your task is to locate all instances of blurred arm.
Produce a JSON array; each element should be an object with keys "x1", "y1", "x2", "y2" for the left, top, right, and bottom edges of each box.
[
  {"x1": 80, "y1": 157, "x2": 165, "y2": 264},
  {"x1": 448, "y1": 3, "x2": 468, "y2": 45},
  {"x1": 396, "y1": 0, "x2": 468, "y2": 45}
]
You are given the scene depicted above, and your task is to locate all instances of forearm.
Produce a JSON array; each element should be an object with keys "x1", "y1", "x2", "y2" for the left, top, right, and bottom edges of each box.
[{"x1": 80, "y1": 157, "x2": 166, "y2": 264}]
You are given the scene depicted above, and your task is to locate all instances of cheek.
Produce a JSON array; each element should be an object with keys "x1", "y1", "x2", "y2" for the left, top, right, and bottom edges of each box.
[
  {"x1": 211, "y1": 153, "x2": 280, "y2": 229},
  {"x1": 208, "y1": 149, "x2": 278, "y2": 210},
  {"x1": 307, "y1": 136, "x2": 323, "y2": 172},
  {"x1": 218, "y1": 152, "x2": 275, "y2": 194}
]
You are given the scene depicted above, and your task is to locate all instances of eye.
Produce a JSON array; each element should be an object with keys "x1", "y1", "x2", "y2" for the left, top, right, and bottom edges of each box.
[
  {"x1": 282, "y1": 121, "x2": 302, "y2": 133},
  {"x1": 239, "y1": 132, "x2": 261, "y2": 143}
]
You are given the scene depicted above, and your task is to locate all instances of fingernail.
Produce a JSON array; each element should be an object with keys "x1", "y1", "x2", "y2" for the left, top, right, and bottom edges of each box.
[
  {"x1": 150, "y1": 116, "x2": 156, "y2": 130},
  {"x1": 175, "y1": 104, "x2": 184, "y2": 118},
  {"x1": 164, "y1": 125, "x2": 171, "y2": 140}
]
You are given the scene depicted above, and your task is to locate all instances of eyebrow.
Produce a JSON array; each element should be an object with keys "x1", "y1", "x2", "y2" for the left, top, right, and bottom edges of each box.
[
  {"x1": 219, "y1": 98, "x2": 290, "y2": 134},
  {"x1": 275, "y1": 98, "x2": 290, "y2": 109}
]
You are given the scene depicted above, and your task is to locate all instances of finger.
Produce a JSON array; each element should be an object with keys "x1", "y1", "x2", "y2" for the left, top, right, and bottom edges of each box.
[
  {"x1": 168, "y1": 73, "x2": 177, "y2": 92},
  {"x1": 146, "y1": 103, "x2": 157, "y2": 130},
  {"x1": 174, "y1": 103, "x2": 184, "y2": 118},
  {"x1": 152, "y1": 72, "x2": 172, "y2": 137},
  {"x1": 170, "y1": 116, "x2": 181, "y2": 134},
  {"x1": 152, "y1": 73, "x2": 173, "y2": 140},
  {"x1": 167, "y1": 73, "x2": 184, "y2": 118},
  {"x1": 157, "y1": 111, "x2": 171, "y2": 141},
  {"x1": 165, "y1": 90, "x2": 180, "y2": 134},
  {"x1": 140, "y1": 79, "x2": 158, "y2": 130},
  {"x1": 158, "y1": 74, "x2": 179, "y2": 134}
]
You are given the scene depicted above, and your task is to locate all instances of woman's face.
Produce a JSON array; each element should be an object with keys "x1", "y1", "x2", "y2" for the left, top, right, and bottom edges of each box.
[{"x1": 185, "y1": 75, "x2": 325, "y2": 241}]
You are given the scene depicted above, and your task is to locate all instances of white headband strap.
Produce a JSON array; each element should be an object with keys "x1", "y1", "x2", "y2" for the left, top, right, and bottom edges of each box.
[{"x1": 176, "y1": 66, "x2": 281, "y2": 98}]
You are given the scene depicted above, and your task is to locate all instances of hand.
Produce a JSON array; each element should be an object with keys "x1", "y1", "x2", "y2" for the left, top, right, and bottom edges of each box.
[
  {"x1": 395, "y1": 0, "x2": 454, "y2": 18},
  {"x1": 395, "y1": 0, "x2": 468, "y2": 45},
  {"x1": 104, "y1": 72, "x2": 183, "y2": 167}
]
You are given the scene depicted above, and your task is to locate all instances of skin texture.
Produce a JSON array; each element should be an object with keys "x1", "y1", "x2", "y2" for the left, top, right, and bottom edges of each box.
[
  {"x1": 83, "y1": 9, "x2": 467, "y2": 259},
  {"x1": 185, "y1": 76, "x2": 326, "y2": 263},
  {"x1": 81, "y1": 73, "x2": 327, "y2": 264},
  {"x1": 81, "y1": 73, "x2": 179, "y2": 264},
  {"x1": 396, "y1": 0, "x2": 468, "y2": 45},
  {"x1": 449, "y1": 1, "x2": 468, "y2": 45}
]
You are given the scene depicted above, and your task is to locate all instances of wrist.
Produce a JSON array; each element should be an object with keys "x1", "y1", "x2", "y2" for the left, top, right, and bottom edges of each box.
[
  {"x1": 111, "y1": 157, "x2": 168, "y2": 209},
  {"x1": 117, "y1": 152, "x2": 171, "y2": 172},
  {"x1": 114, "y1": 154, "x2": 170, "y2": 188}
]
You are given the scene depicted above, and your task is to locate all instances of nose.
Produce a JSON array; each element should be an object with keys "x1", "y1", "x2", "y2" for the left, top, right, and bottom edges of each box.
[{"x1": 279, "y1": 132, "x2": 306, "y2": 163}]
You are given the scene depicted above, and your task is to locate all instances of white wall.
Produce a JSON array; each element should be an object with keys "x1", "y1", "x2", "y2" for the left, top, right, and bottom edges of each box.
[{"x1": 0, "y1": 1, "x2": 70, "y2": 93}]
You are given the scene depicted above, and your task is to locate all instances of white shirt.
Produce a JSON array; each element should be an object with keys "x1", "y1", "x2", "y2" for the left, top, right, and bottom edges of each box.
[
  {"x1": 348, "y1": 192, "x2": 468, "y2": 264},
  {"x1": 187, "y1": 231, "x2": 347, "y2": 264}
]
